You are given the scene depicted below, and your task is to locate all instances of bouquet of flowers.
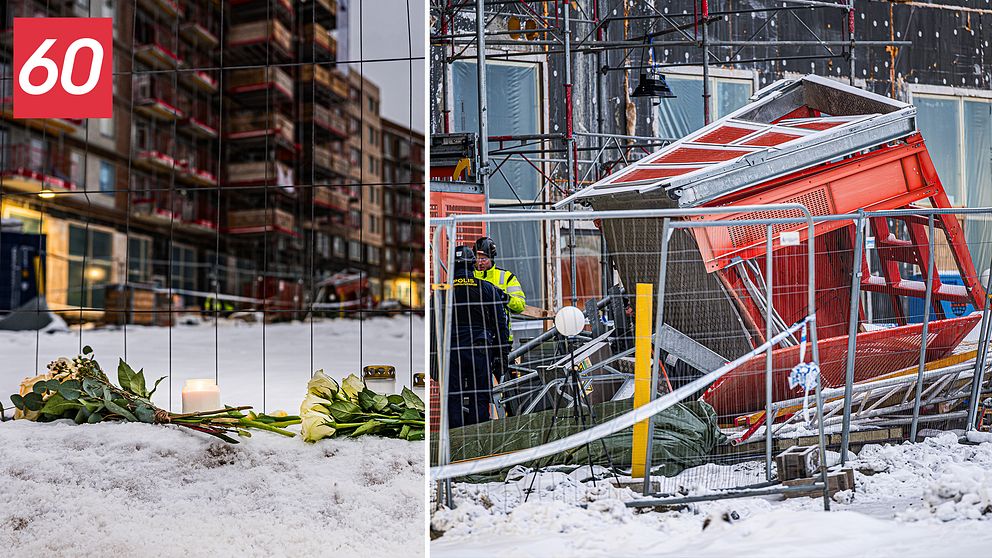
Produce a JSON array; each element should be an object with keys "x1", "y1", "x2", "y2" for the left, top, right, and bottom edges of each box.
[
  {"x1": 300, "y1": 370, "x2": 425, "y2": 442},
  {"x1": 9, "y1": 347, "x2": 299, "y2": 443}
]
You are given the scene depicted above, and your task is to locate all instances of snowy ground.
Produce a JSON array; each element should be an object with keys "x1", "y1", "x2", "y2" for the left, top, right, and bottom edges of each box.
[
  {"x1": 431, "y1": 433, "x2": 992, "y2": 557},
  {"x1": 0, "y1": 316, "x2": 424, "y2": 414},
  {"x1": 0, "y1": 420, "x2": 424, "y2": 556}
]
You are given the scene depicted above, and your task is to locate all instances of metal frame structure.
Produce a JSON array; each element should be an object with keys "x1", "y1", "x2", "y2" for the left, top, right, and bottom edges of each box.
[
  {"x1": 431, "y1": 204, "x2": 831, "y2": 511},
  {"x1": 429, "y1": 0, "x2": 910, "y2": 306}
]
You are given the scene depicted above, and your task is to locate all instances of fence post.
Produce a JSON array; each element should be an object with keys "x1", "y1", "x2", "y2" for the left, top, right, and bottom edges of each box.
[
  {"x1": 643, "y1": 218, "x2": 672, "y2": 495},
  {"x1": 631, "y1": 283, "x2": 653, "y2": 481},
  {"x1": 764, "y1": 224, "x2": 775, "y2": 481},
  {"x1": 910, "y1": 215, "x2": 936, "y2": 442},
  {"x1": 967, "y1": 244, "x2": 992, "y2": 430},
  {"x1": 840, "y1": 213, "x2": 865, "y2": 464},
  {"x1": 437, "y1": 223, "x2": 457, "y2": 507}
]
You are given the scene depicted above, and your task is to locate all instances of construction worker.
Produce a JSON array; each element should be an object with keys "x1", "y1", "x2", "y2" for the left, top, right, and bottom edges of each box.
[
  {"x1": 474, "y1": 237, "x2": 524, "y2": 382},
  {"x1": 448, "y1": 246, "x2": 510, "y2": 428},
  {"x1": 474, "y1": 237, "x2": 526, "y2": 316}
]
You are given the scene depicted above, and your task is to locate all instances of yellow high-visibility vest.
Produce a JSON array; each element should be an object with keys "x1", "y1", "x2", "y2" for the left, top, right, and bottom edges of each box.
[{"x1": 475, "y1": 267, "x2": 525, "y2": 314}]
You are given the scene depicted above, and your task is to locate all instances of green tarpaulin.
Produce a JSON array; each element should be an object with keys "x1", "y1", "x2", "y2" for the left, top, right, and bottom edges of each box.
[{"x1": 433, "y1": 399, "x2": 725, "y2": 481}]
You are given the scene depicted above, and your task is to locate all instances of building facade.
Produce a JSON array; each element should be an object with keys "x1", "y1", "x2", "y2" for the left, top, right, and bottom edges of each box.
[{"x1": 0, "y1": 0, "x2": 424, "y2": 319}]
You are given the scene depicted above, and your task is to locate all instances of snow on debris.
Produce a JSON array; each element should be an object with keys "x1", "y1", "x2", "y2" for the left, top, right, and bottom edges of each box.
[
  {"x1": 432, "y1": 433, "x2": 992, "y2": 557},
  {"x1": 0, "y1": 419, "x2": 425, "y2": 556}
]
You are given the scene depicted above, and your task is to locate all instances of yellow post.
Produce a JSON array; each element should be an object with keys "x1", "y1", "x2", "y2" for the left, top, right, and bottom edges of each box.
[{"x1": 631, "y1": 282, "x2": 653, "y2": 478}]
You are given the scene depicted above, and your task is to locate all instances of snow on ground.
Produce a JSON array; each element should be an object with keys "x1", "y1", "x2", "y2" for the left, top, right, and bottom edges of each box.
[
  {"x1": 431, "y1": 433, "x2": 992, "y2": 557},
  {"x1": 0, "y1": 419, "x2": 424, "y2": 556},
  {"x1": 0, "y1": 316, "x2": 424, "y2": 414}
]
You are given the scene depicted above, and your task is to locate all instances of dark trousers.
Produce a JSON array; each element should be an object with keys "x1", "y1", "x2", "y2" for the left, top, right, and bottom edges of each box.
[{"x1": 447, "y1": 343, "x2": 493, "y2": 429}]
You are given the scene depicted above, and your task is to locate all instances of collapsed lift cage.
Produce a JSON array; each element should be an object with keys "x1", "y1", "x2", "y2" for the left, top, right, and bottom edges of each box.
[{"x1": 429, "y1": 75, "x2": 992, "y2": 511}]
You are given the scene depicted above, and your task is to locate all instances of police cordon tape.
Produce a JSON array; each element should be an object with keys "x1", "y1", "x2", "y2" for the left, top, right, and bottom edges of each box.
[{"x1": 430, "y1": 317, "x2": 813, "y2": 481}]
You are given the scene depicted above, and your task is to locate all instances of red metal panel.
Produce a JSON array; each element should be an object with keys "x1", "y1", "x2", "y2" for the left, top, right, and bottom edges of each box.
[
  {"x1": 783, "y1": 120, "x2": 845, "y2": 131},
  {"x1": 651, "y1": 146, "x2": 752, "y2": 164},
  {"x1": 701, "y1": 314, "x2": 981, "y2": 418},
  {"x1": 691, "y1": 135, "x2": 938, "y2": 272},
  {"x1": 610, "y1": 166, "x2": 700, "y2": 184},
  {"x1": 741, "y1": 131, "x2": 803, "y2": 146},
  {"x1": 696, "y1": 125, "x2": 757, "y2": 144}
]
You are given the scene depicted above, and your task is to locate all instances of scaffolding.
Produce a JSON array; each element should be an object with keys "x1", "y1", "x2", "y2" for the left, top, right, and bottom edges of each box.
[{"x1": 429, "y1": 0, "x2": 935, "y2": 306}]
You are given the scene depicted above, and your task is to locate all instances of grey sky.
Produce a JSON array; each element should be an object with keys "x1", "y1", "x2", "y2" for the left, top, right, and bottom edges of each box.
[{"x1": 342, "y1": 0, "x2": 426, "y2": 134}]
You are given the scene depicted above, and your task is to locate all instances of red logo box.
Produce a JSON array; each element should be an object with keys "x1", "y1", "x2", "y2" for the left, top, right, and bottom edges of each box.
[{"x1": 13, "y1": 18, "x2": 113, "y2": 119}]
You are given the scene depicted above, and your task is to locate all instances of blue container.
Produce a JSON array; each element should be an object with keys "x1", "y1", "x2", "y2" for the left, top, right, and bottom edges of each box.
[{"x1": 905, "y1": 272, "x2": 976, "y2": 323}]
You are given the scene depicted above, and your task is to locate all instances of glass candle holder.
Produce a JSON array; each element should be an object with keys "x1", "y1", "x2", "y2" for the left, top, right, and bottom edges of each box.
[
  {"x1": 362, "y1": 365, "x2": 396, "y2": 394},
  {"x1": 181, "y1": 379, "x2": 221, "y2": 413},
  {"x1": 412, "y1": 372, "x2": 426, "y2": 403}
]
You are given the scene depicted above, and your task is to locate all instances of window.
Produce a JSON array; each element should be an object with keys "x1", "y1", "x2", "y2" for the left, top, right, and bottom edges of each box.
[
  {"x1": 67, "y1": 224, "x2": 114, "y2": 309},
  {"x1": 333, "y1": 236, "x2": 346, "y2": 258},
  {"x1": 170, "y1": 244, "x2": 197, "y2": 292},
  {"x1": 128, "y1": 236, "x2": 152, "y2": 284},
  {"x1": 914, "y1": 90, "x2": 992, "y2": 268},
  {"x1": 99, "y1": 161, "x2": 115, "y2": 194},
  {"x1": 70, "y1": 151, "x2": 85, "y2": 187},
  {"x1": 367, "y1": 246, "x2": 380, "y2": 265},
  {"x1": 99, "y1": 116, "x2": 114, "y2": 138},
  {"x1": 656, "y1": 73, "x2": 755, "y2": 139},
  {"x1": 348, "y1": 241, "x2": 361, "y2": 261}
]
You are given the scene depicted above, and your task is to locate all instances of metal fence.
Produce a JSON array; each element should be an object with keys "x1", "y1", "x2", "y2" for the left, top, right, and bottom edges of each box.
[
  {"x1": 0, "y1": 0, "x2": 425, "y2": 418},
  {"x1": 429, "y1": 202, "x2": 992, "y2": 519},
  {"x1": 429, "y1": 206, "x2": 832, "y2": 513}
]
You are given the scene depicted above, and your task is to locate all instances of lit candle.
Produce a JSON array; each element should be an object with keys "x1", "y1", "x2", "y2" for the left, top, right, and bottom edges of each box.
[
  {"x1": 412, "y1": 372, "x2": 426, "y2": 403},
  {"x1": 362, "y1": 365, "x2": 396, "y2": 394},
  {"x1": 181, "y1": 379, "x2": 221, "y2": 413}
]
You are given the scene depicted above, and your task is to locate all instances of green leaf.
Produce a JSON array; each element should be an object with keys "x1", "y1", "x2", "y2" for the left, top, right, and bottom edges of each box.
[
  {"x1": 401, "y1": 387, "x2": 425, "y2": 412},
  {"x1": 46, "y1": 380, "x2": 62, "y2": 392},
  {"x1": 400, "y1": 408, "x2": 422, "y2": 421},
  {"x1": 104, "y1": 400, "x2": 138, "y2": 422},
  {"x1": 10, "y1": 394, "x2": 24, "y2": 410},
  {"x1": 374, "y1": 394, "x2": 391, "y2": 412},
  {"x1": 74, "y1": 407, "x2": 89, "y2": 424},
  {"x1": 399, "y1": 425, "x2": 411, "y2": 439},
  {"x1": 32, "y1": 381, "x2": 48, "y2": 395},
  {"x1": 82, "y1": 379, "x2": 103, "y2": 398},
  {"x1": 357, "y1": 388, "x2": 374, "y2": 411},
  {"x1": 23, "y1": 392, "x2": 43, "y2": 411},
  {"x1": 58, "y1": 380, "x2": 82, "y2": 401},
  {"x1": 117, "y1": 359, "x2": 137, "y2": 395},
  {"x1": 82, "y1": 345, "x2": 93, "y2": 355},
  {"x1": 134, "y1": 404, "x2": 156, "y2": 424},
  {"x1": 326, "y1": 400, "x2": 362, "y2": 422},
  {"x1": 350, "y1": 419, "x2": 381, "y2": 437},
  {"x1": 40, "y1": 393, "x2": 82, "y2": 416},
  {"x1": 406, "y1": 428, "x2": 425, "y2": 441},
  {"x1": 147, "y1": 376, "x2": 167, "y2": 398},
  {"x1": 87, "y1": 411, "x2": 104, "y2": 424},
  {"x1": 132, "y1": 368, "x2": 148, "y2": 398}
]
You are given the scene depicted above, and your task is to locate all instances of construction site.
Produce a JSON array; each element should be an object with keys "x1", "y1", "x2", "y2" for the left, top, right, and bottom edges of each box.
[{"x1": 428, "y1": 0, "x2": 992, "y2": 554}]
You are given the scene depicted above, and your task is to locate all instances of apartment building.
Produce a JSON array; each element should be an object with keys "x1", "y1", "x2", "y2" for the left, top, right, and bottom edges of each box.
[
  {"x1": 381, "y1": 118, "x2": 425, "y2": 308},
  {"x1": 0, "y1": 0, "x2": 423, "y2": 319}
]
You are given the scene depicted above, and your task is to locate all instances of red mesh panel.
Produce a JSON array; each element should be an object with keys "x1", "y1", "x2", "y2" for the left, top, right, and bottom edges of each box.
[
  {"x1": 784, "y1": 120, "x2": 844, "y2": 131},
  {"x1": 741, "y1": 131, "x2": 803, "y2": 146},
  {"x1": 654, "y1": 147, "x2": 751, "y2": 164},
  {"x1": 611, "y1": 166, "x2": 700, "y2": 184},
  {"x1": 696, "y1": 126, "x2": 755, "y2": 144}
]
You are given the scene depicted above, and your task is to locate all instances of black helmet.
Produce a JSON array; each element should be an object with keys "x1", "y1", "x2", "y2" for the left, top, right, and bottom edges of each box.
[
  {"x1": 475, "y1": 237, "x2": 497, "y2": 260},
  {"x1": 453, "y1": 245, "x2": 476, "y2": 269}
]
